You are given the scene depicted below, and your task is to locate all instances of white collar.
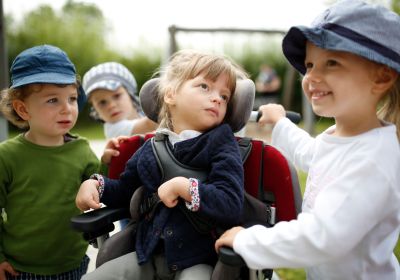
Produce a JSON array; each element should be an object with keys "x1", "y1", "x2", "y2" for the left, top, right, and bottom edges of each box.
[{"x1": 157, "y1": 128, "x2": 202, "y2": 146}]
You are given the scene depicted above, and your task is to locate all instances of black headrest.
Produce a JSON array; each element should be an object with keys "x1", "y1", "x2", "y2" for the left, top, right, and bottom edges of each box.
[{"x1": 139, "y1": 78, "x2": 255, "y2": 133}]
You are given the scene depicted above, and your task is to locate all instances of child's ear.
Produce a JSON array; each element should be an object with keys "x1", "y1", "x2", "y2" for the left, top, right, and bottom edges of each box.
[
  {"x1": 373, "y1": 66, "x2": 398, "y2": 94},
  {"x1": 12, "y1": 100, "x2": 30, "y2": 120},
  {"x1": 163, "y1": 88, "x2": 176, "y2": 105}
]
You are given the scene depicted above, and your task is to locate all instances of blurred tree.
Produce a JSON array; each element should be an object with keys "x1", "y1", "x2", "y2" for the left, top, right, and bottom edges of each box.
[
  {"x1": 393, "y1": 0, "x2": 400, "y2": 14},
  {"x1": 6, "y1": 0, "x2": 112, "y2": 75},
  {"x1": 5, "y1": 0, "x2": 163, "y2": 87},
  {"x1": 119, "y1": 49, "x2": 162, "y2": 89},
  {"x1": 4, "y1": 0, "x2": 163, "y2": 129}
]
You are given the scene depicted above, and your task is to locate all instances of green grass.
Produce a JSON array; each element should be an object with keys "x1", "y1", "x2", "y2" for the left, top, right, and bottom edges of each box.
[{"x1": 71, "y1": 121, "x2": 103, "y2": 140}]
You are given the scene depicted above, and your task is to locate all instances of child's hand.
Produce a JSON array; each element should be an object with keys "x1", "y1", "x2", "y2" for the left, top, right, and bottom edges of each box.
[
  {"x1": 0, "y1": 261, "x2": 18, "y2": 280},
  {"x1": 101, "y1": 136, "x2": 129, "y2": 164},
  {"x1": 75, "y1": 179, "x2": 101, "y2": 211},
  {"x1": 258, "y1": 104, "x2": 286, "y2": 126},
  {"x1": 158, "y1": 177, "x2": 190, "y2": 208},
  {"x1": 214, "y1": 226, "x2": 245, "y2": 252}
]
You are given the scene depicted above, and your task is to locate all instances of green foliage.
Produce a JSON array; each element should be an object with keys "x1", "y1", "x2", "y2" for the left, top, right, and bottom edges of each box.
[
  {"x1": 393, "y1": 0, "x2": 400, "y2": 14},
  {"x1": 118, "y1": 48, "x2": 163, "y2": 89},
  {"x1": 4, "y1": 0, "x2": 163, "y2": 125},
  {"x1": 276, "y1": 268, "x2": 306, "y2": 280},
  {"x1": 4, "y1": 0, "x2": 162, "y2": 86},
  {"x1": 6, "y1": 1, "x2": 109, "y2": 75},
  {"x1": 4, "y1": 0, "x2": 303, "y2": 103}
]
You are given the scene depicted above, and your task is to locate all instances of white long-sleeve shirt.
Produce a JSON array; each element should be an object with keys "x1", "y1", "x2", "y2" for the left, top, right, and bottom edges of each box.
[
  {"x1": 234, "y1": 118, "x2": 400, "y2": 280},
  {"x1": 104, "y1": 119, "x2": 139, "y2": 139}
]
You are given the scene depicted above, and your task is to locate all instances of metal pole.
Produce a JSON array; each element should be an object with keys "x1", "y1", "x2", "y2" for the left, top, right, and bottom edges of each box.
[
  {"x1": 0, "y1": 0, "x2": 9, "y2": 142},
  {"x1": 168, "y1": 25, "x2": 177, "y2": 57},
  {"x1": 302, "y1": 90, "x2": 315, "y2": 135},
  {"x1": 281, "y1": 64, "x2": 296, "y2": 109}
]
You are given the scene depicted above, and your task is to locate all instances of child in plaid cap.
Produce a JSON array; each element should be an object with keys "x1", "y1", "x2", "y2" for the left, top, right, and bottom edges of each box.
[{"x1": 82, "y1": 62, "x2": 157, "y2": 139}]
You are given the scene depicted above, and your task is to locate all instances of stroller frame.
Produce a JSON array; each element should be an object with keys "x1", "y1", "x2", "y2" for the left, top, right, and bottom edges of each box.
[{"x1": 71, "y1": 78, "x2": 302, "y2": 279}]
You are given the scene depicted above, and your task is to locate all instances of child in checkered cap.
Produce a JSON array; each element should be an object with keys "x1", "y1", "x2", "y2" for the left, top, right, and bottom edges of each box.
[
  {"x1": 217, "y1": 1, "x2": 400, "y2": 279},
  {"x1": 83, "y1": 62, "x2": 157, "y2": 139}
]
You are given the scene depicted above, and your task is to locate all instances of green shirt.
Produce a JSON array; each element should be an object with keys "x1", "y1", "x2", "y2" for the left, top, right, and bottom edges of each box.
[{"x1": 0, "y1": 134, "x2": 100, "y2": 275}]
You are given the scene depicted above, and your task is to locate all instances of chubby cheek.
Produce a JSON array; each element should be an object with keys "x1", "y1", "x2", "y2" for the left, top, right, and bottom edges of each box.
[
  {"x1": 71, "y1": 108, "x2": 79, "y2": 122},
  {"x1": 220, "y1": 106, "x2": 228, "y2": 122},
  {"x1": 92, "y1": 105, "x2": 109, "y2": 118},
  {"x1": 301, "y1": 79, "x2": 312, "y2": 101}
]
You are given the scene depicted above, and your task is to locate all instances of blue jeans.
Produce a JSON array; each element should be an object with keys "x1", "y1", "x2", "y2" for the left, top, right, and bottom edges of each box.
[{"x1": 7, "y1": 255, "x2": 89, "y2": 280}]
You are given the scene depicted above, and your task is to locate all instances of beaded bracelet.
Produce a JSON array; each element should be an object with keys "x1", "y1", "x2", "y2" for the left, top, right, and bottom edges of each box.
[
  {"x1": 90, "y1": 173, "x2": 105, "y2": 198},
  {"x1": 185, "y1": 178, "x2": 200, "y2": 212}
]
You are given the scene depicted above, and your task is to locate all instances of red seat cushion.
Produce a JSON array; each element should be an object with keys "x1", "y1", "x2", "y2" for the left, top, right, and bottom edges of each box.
[
  {"x1": 263, "y1": 145, "x2": 297, "y2": 222},
  {"x1": 243, "y1": 139, "x2": 264, "y2": 198},
  {"x1": 108, "y1": 135, "x2": 145, "y2": 179},
  {"x1": 108, "y1": 134, "x2": 298, "y2": 223}
]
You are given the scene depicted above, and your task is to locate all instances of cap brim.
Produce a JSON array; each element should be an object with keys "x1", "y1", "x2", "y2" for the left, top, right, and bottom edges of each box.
[
  {"x1": 11, "y1": 72, "x2": 87, "y2": 111},
  {"x1": 283, "y1": 26, "x2": 400, "y2": 75},
  {"x1": 85, "y1": 80, "x2": 122, "y2": 98},
  {"x1": 11, "y1": 72, "x2": 77, "y2": 88}
]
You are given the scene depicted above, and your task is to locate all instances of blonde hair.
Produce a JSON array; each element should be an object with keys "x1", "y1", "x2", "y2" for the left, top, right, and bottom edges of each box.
[
  {"x1": 157, "y1": 49, "x2": 247, "y2": 130},
  {"x1": 0, "y1": 85, "x2": 37, "y2": 129},
  {"x1": 378, "y1": 77, "x2": 400, "y2": 140}
]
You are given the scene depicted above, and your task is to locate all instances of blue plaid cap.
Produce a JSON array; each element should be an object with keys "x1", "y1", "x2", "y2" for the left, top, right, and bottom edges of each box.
[
  {"x1": 282, "y1": 0, "x2": 400, "y2": 75},
  {"x1": 10, "y1": 45, "x2": 86, "y2": 111}
]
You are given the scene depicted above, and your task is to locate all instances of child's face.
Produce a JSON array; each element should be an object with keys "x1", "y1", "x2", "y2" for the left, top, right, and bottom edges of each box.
[
  {"x1": 89, "y1": 86, "x2": 139, "y2": 123},
  {"x1": 165, "y1": 72, "x2": 231, "y2": 133},
  {"x1": 302, "y1": 41, "x2": 381, "y2": 121},
  {"x1": 15, "y1": 84, "x2": 79, "y2": 143}
]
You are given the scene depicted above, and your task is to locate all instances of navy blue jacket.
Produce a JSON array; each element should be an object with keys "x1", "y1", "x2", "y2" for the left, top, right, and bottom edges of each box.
[{"x1": 101, "y1": 124, "x2": 244, "y2": 271}]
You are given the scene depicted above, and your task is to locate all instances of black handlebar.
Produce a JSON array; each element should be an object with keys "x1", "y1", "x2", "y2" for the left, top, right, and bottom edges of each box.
[{"x1": 255, "y1": 110, "x2": 301, "y2": 124}]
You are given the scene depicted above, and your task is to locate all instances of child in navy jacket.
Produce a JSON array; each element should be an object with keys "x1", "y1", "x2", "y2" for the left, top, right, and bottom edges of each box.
[{"x1": 76, "y1": 49, "x2": 247, "y2": 280}]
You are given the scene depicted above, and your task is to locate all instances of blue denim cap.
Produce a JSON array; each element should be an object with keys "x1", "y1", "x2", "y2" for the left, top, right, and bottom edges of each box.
[
  {"x1": 82, "y1": 62, "x2": 139, "y2": 106},
  {"x1": 282, "y1": 0, "x2": 400, "y2": 75},
  {"x1": 10, "y1": 44, "x2": 86, "y2": 111}
]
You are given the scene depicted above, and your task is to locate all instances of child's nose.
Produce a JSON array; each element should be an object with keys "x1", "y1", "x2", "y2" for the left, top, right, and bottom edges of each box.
[
  {"x1": 61, "y1": 101, "x2": 74, "y2": 113},
  {"x1": 107, "y1": 99, "x2": 118, "y2": 108},
  {"x1": 305, "y1": 67, "x2": 323, "y2": 84},
  {"x1": 210, "y1": 92, "x2": 223, "y2": 104}
]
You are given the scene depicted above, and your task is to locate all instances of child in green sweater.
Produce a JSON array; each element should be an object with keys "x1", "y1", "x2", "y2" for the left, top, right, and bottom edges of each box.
[{"x1": 0, "y1": 45, "x2": 115, "y2": 280}]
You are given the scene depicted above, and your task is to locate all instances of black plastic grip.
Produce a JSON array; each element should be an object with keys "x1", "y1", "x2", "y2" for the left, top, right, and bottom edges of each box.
[
  {"x1": 218, "y1": 246, "x2": 246, "y2": 267},
  {"x1": 256, "y1": 110, "x2": 301, "y2": 124}
]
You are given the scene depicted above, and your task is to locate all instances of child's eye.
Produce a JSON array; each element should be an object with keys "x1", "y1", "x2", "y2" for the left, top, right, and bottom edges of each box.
[
  {"x1": 221, "y1": 94, "x2": 230, "y2": 103},
  {"x1": 98, "y1": 100, "x2": 107, "y2": 107},
  {"x1": 47, "y1": 98, "x2": 58, "y2": 104},
  {"x1": 113, "y1": 93, "x2": 122, "y2": 100},
  {"x1": 326, "y1": 59, "x2": 338, "y2": 67},
  {"x1": 199, "y1": 83, "x2": 209, "y2": 91},
  {"x1": 69, "y1": 96, "x2": 78, "y2": 103},
  {"x1": 305, "y1": 62, "x2": 313, "y2": 69}
]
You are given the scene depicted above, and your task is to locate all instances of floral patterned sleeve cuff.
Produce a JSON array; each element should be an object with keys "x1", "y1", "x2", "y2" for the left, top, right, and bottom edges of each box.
[
  {"x1": 185, "y1": 178, "x2": 200, "y2": 212},
  {"x1": 90, "y1": 173, "x2": 105, "y2": 198}
]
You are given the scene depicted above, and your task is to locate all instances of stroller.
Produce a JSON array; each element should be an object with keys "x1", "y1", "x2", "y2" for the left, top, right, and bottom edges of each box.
[{"x1": 71, "y1": 78, "x2": 302, "y2": 280}]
